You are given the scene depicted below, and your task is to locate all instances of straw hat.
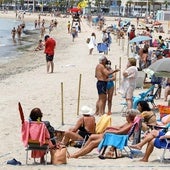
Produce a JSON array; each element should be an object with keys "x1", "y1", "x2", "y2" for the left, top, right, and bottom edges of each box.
[{"x1": 80, "y1": 106, "x2": 93, "y2": 115}]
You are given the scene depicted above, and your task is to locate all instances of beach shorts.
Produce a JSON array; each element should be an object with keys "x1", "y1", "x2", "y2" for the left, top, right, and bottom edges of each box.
[
  {"x1": 154, "y1": 131, "x2": 170, "y2": 148},
  {"x1": 46, "y1": 54, "x2": 54, "y2": 62},
  {"x1": 107, "y1": 81, "x2": 114, "y2": 90},
  {"x1": 125, "y1": 86, "x2": 135, "y2": 99},
  {"x1": 97, "y1": 81, "x2": 107, "y2": 95}
]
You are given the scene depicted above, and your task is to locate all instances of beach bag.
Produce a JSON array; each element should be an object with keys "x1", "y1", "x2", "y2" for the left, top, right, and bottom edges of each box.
[
  {"x1": 86, "y1": 38, "x2": 90, "y2": 44},
  {"x1": 50, "y1": 144, "x2": 67, "y2": 165}
]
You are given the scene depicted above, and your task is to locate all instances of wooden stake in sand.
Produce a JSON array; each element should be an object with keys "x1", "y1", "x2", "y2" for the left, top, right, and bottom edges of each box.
[
  {"x1": 77, "y1": 74, "x2": 82, "y2": 116},
  {"x1": 127, "y1": 42, "x2": 129, "y2": 57},
  {"x1": 122, "y1": 38, "x2": 125, "y2": 51},
  {"x1": 119, "y1": 57, "x2": 122, "y2": 88},
  {"x1": 114, "y1": 65, "x2": 117, "y2": 95},
  {"x1": 61, "y1": 82, "x2": 64, "y2": 125}
]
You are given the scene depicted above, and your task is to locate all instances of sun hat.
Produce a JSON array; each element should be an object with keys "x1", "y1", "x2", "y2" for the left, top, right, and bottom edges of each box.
[{"x1": 80, "y1": 106, "x2": 93, "y2": 115}]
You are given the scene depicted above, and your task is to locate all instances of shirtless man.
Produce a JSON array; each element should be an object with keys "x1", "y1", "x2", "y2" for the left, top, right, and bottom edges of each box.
[{"x1": 95, "y1": 56, "x2": 119, "y2": 116}]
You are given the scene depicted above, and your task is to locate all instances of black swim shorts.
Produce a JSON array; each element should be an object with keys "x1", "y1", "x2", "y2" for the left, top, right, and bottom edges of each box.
[
  {"x1": 97, "y1": 80, "x2": 107, "y2": 94},
  {"x1": 46, "y1": 54, "x2": 54, "y2": 62}
]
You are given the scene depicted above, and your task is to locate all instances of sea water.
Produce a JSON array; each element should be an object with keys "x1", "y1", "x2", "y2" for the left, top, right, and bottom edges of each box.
[{"x1": 0, "y1": 18, "x2": 36, "y2": 63}]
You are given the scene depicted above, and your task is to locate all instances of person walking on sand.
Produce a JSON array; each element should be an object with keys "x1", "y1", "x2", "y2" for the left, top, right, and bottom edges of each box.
[
  {"x1": 95, "y1": 56, "x2": 119, "y2": 116},
  {"x1": 44, "y1": 35, "x2": 56, "y2": 73},
  {"x1": 71, "y1": 27, "x2": 76, "y2": 42},
  {"x1": 88, "y1": 32, "x2": 96, "y2": 55}
]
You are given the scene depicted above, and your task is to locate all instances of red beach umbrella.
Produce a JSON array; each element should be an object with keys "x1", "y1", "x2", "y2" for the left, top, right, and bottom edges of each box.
[
  {"x1": 69, "y1": 7, "x2": 81, "y2": 13},
  {"x1": 18, "y1": 102, "x2": 25, "y2": 124}
]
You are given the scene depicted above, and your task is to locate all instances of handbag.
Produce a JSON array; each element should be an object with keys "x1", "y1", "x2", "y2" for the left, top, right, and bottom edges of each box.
[
  {"x1": 50, "y1": 144, "x2": 67, "y2": 165},
  {"x1": 86, "y1": 38, "x2": 90, "y2": 44}
]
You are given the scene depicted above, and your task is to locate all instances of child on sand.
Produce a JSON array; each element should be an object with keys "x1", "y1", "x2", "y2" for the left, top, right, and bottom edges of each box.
[{"x1": 35, "y1": 40, "x2": 44, "y2": 51}]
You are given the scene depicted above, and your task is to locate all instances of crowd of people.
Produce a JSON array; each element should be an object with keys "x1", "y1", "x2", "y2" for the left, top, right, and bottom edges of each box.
[{"x1": 16, "y1": 11, "x2": 170, "y2": 165}]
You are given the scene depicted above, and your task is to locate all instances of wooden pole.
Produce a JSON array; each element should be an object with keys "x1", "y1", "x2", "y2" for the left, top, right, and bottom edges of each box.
[
  {"x1": 119, "y1": 57, "x2": 122, "y2": 88},
  {"x1": 127, "y1": 42, "x2": 129, "y2": 57},
  {"x1": 122, "y1": 38, "x2": 125, "y2": 51},
  {"x1": 61, "y1": 82, "x2": 64, "y2": 125},
  {"x1": 116, "y1": 32, "x2": 118, "y2": 43},
  {"x1": 114, "y1": 65, "x2": 117, "y2": 96},
  {"x1": 77, "y1": 74, "x2": 82, "y2": 116}
]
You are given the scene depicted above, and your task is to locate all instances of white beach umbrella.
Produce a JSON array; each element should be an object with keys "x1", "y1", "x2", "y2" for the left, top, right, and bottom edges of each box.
[{"x1": 148, "y1": 58, "x2": 170, "y2": 77}]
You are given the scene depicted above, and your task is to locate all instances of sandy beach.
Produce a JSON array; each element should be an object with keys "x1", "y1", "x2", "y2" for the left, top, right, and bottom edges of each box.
[{"x1": 0, "y1": 11, "x2": 170, "y2": 170}]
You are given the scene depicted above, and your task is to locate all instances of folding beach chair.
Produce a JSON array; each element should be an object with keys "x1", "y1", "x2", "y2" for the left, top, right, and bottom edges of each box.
[
  {"x1": 120, "y1": 85, "x2": 155, "y2": 114},
  {"x1": 98, "y1": 117, "x2": 142, "y2": 159},
  {"x1": 144, "y1": 85, "x2": 162, "y2": 108},
  {"x1": 148, "y1": 123, "x2": 170, "y2": 163},
  {"x1": 22, "y1": 121, "x2": 50, "y2": 165},
  {"x1": 18, "y1": 102, "x2": 51, "y2": 165},
  {"x1": 160, "y1": 137, "x2": 170, "y2": 162}
]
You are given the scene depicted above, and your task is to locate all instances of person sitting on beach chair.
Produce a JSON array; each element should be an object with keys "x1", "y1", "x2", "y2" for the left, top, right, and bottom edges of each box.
[
  {"x1": 69, "y1": 109, "x2": 139, "y2": 158},
  {"x1": 61, "y1": 106, "x2": 96, "y2": 147},
  {"x1": 137, "y1": 101, "x2": 157, "y2": 132},
  {"x1": 130, "y1": 125, "x2": 170, "y2": 162},
  {"x1": 22, "y1": 107, "x2": 56, "y2": 164}
]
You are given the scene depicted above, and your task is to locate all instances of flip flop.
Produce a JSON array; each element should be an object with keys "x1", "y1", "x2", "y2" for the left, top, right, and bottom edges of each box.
[{"x1": 7, "y1": 158, "x2": 21, "y2": 165}]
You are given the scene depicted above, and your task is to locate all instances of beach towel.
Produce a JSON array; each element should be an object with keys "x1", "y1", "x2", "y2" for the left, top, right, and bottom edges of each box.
[
  {"x1": 96, "y1": 114, "x2": 112, "y2": 134},
  {"x1": 98, "y1": 133, "x2": 128, "y2": 152},
  {"x1": 21, "y1": 121, "x2": 50, "y2": 147}
]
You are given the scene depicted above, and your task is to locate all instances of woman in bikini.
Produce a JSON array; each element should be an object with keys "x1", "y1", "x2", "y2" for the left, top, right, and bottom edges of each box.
[
  {"x1": 137, "y1": 100, "x2": 157, "y2": 132},
  {"x1": 105, "y1": 60, "x2": 116, "y2": 115}
]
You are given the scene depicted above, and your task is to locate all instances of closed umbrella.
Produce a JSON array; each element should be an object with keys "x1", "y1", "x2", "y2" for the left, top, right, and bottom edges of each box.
[
  {"x1": 129, "y1": 36, "x2": 152, "y2": 44},
  {"x1": 18, "y1": 102, "x2": 25, "y2": 124},
  {"x1": 148, "y1": 58, "x2": 170, "y2": 77}
]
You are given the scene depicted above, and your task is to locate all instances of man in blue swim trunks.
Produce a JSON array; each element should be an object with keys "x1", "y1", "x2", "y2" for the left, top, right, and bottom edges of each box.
[{"x1": 95, "y1": 56, "x2": 119, "y2": 116}]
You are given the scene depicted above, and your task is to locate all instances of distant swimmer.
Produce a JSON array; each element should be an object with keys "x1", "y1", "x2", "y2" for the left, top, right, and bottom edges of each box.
[
  {"x1": 17, "y1": 25, "x2": 22, "y2": 40},
  {"x1": 11, "y1": 27, "x2": 16, "y2": 40},
  {"x1": 40, "y1": 25, "x2": 46, "y2": 38}
]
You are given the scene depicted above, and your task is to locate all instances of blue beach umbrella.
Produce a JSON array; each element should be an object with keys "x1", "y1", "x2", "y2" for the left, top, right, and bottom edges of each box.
[{"x1": 129, "y1": 36, "x2": 152, "y2": 44}]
